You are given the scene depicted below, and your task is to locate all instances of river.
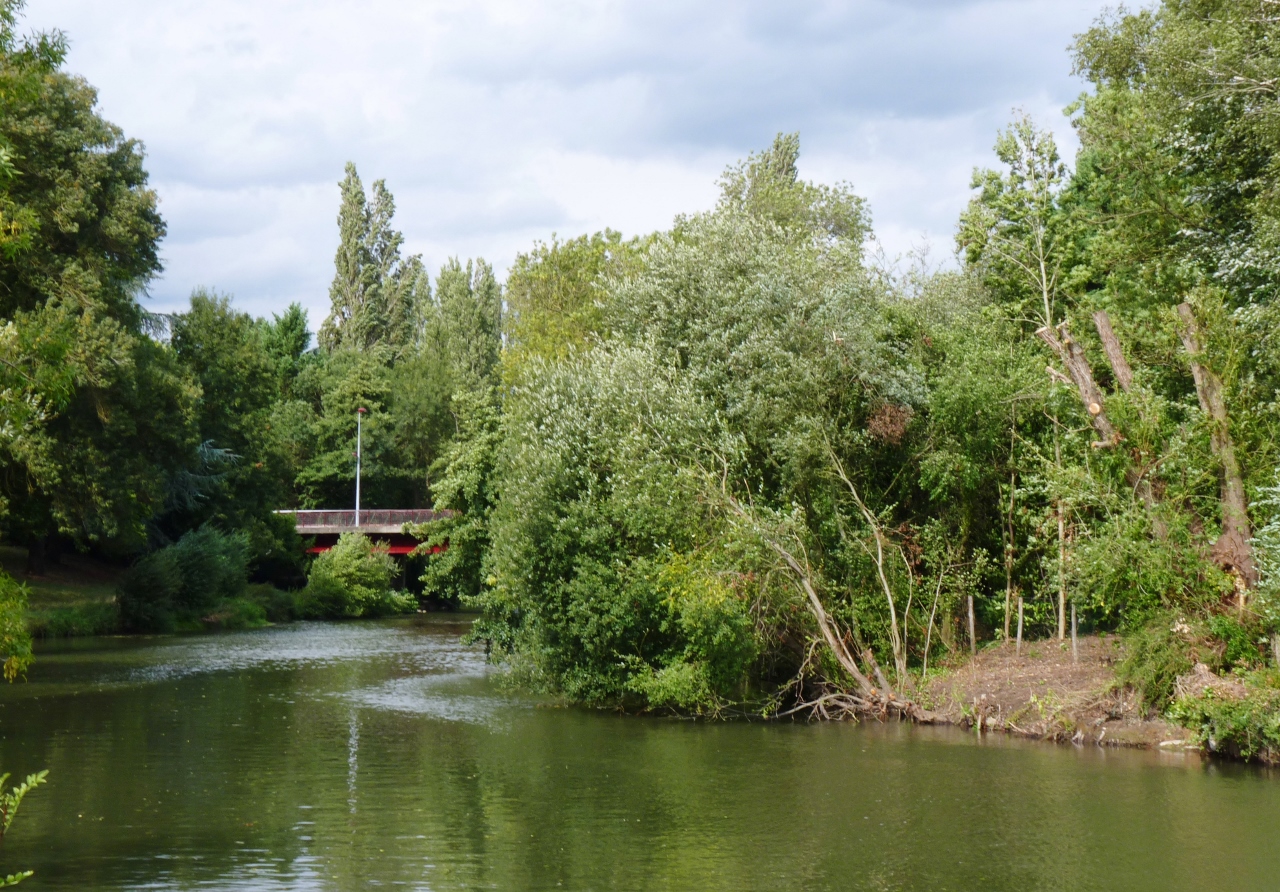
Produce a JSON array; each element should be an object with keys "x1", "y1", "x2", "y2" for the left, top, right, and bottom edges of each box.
[{"x1": 0, "y1": 617, "x2": 1276, "y2": 891}]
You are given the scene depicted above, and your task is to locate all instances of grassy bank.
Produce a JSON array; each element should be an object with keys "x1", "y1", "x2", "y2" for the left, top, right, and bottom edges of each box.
[
  {"x1": 0, "y1": 545, "x2": 122, "y2": 637},
  {"x1": 1, "y1": 546, "x2": 296, "y2": 637}
]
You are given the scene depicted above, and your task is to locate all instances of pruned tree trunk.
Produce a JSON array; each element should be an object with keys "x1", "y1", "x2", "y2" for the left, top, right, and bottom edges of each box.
[
  {"x1": 1092, "y1": 311, "x2": 1134, "y2": 392},
  {"x1": 1092, "y1": 311, "x2": 1168, "y2": 541},
  {"x1": 1036, "y1": 323, "x2": 1117, "y2": 446},
  {"x1": 1176, "y1": 303, "x2": 1258, "y2": 588}
]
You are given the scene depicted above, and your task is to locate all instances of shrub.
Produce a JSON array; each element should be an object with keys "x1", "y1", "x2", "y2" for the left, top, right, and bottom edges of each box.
[
  {"x1": 1116, "y1": 615, "x2": 1196, "y2": 711},
  {"x1": 198, "y1": 597, "x2": 268, "y2": 631},
  {"x1": 624, "y1": 553, "x2": 757, "y2": 712},
  {"x1": 0, "y1": 573, "x2": 32, "y2": 682},
  {"x1": 117, "y1": 527, "x2": 250, "y2": 632},
  {"x1": 1170, "y1": 671, "x2": 1280, "y2": 762},
  {"x1": 296, "y1": 532, "x2": 413, "y2": 619},
  {"x1": 244, "y1": 583, "x2": 298, "y2": 623}
]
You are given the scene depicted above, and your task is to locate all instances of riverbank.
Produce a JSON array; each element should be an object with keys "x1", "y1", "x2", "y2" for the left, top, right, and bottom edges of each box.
[
  {"x1": 0, "y1": 545, "x2": 121, "y2": 637},
  {"x1": 924, "y1": 634, "x2": 1195, "y2": 751}
]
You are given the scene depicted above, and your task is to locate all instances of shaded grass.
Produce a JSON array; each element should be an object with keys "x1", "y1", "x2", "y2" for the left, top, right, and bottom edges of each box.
[{"x1": 0, "y1": 545, "x2": 123, "y2": 638}]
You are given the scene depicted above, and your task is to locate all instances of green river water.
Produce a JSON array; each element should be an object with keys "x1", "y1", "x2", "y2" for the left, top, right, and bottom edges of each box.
[{"x1": 0, "y1": 617, "x2": 1276, "y2": 891}]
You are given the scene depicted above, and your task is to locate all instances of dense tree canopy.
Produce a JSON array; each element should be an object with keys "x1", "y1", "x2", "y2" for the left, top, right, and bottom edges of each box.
[{"x1": 8, "y1": 0, "x2": 1280, "y2": 746}]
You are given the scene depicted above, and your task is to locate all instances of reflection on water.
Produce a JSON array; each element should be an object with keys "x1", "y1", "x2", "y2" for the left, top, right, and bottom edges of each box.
[{"x1": 0, "y1": 618, "x2": 1276, "y2": 891}]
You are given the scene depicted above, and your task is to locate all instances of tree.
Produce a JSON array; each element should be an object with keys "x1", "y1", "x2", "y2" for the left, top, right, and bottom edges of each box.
[
  {"x1": 0, "y1": 0, "x2": 194, "y2": 559},
  {"x1": 168, "y1": 290, "x2": 301, "y2": 581},
  {"x1": 260, "y1": 302, "x2": 310, "y2": 397},
  {"x1": 429, "y1": 257, "x2": 502, "y2": 390},
  {"x1": 503, "y1": 230, "x2": 641, "y2": 375},
  {"x1": 319, "y1": 163, "x2": 428, "y2": 353},
  {"x1": 959, "y1": 116, "x2": 1081, "y2": 639}
]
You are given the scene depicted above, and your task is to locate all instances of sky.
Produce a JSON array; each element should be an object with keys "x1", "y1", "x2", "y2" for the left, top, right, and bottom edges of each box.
[{"x1": 23, "y1": 0, "x2": 1120, "y2": 326}]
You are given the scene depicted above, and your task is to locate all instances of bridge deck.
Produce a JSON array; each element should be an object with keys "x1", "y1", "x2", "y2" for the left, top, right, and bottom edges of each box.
[{"x1": 276, "y1": 509, "x2": 450, "y2": 536}]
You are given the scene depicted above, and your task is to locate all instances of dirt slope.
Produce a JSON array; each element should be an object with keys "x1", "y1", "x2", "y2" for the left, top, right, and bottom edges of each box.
[{"x1": 924, "y1": 634, "x2": 1193, "y2": 750}]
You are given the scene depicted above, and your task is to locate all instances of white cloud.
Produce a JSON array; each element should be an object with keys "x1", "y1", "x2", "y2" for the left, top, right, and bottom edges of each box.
[{"x1": 22, "y1": 0, "x2": 1116, "y2": 324}]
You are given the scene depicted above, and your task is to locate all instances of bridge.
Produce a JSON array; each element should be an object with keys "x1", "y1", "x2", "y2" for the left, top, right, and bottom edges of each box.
[{"x1": 276, "y1": 509, "x2": 452, "y2": 554}]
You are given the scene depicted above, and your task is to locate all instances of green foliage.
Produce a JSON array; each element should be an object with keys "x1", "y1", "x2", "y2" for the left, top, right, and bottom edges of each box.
[
  {"x1": 0, "y1": 764, "x2": 47, "y2": 887},
  {"x1": 319, "y1": 163, "x2": 427, "y2": 353},
  {"x1": 117, "y1": 527, "x2": 250, "y2": 632},
  {"x1": 477, "y1": 344, "x2": 736, "y2": 705},
  {"x1": 167, "y1": 290, "x2": 302, "y2": 582},
  {"x1": 415, "y1": 387, "x2": 501, "y2": 605},
  {"x1": 0, "y1": 0, "x2": 196, "y2": 554},
  {"x1": 0, "y1": 571, "x2": 31, "y2": 681},
  {"x1": 298, "y1": 532, "x2": 412, "y2": 619},
  {"x1": 717, "y1": 132, "x2": 869, "y2": 243},
  {"x1": 1117, "y1": 611, "x2": 1268, "y2": 713},
  {"x1": 957, "y1": 114, "x2": 1069, "y2": 329},
  {"x1": 1117, "y1": 616, "x2": 1196, "y2": 711},
  {"x1": 244, "y1": 582, "x2": 299, "y2": 624},
  {"x1": 429, "y1": 257, "x2": 502, "y2": 391},
  {"x1": 1207, "y1": 614, "x2": 1265, "y2": 670},
  {"x1": 27, "y1": 601, "x2": 117, "y2": 638},
  {"x1": 1072, "y1": 508, "x2": 1229, "y2": 626},
  {"x1": 504, "y1": 230, "x2": 640, "y2": 373},
  {"x1": 624, "y1": 553, "x2": 758, "y2": 713},
  {"x1": 197, "y1": 596, "x2": 268, "y2": 631},
  {"x1": 1170, "y1": 671, "x2": 1280, "y2": 761}
]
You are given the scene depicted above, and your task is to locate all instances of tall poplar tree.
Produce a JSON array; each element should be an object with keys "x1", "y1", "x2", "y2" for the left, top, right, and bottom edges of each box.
[
  {"x1": 430, "y1": 257, "x2": 502, "y2": 390},
  {"x1": 319, "y1": 163, "x2": 428, "y2": 353}
]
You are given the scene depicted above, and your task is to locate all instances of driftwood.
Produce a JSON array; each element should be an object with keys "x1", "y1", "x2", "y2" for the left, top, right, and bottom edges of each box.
[{"x1": 1176, "y1": 303, "x2": 1258, "y2": 588}]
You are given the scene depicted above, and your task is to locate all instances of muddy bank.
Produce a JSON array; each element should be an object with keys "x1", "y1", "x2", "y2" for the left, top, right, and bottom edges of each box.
[{"x1": 922, "y1": 634, "x2": 1196, "y2": 752}]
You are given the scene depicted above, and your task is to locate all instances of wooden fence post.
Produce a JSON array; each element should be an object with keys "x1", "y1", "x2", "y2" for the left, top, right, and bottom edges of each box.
[
  {"x1": 1071, "y1": 603, "x2": 1078, "y2": 664},
  {"x1": 968, "y1": 595, "x2": 976, "y2": 657},
  {"x1": 1016, "y1": 597, "x2": 1024, "y2": 657}
]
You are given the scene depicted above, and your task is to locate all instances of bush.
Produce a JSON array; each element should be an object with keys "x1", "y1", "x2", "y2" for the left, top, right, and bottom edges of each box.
[
  {"x1": 0, "y1": 573, "x2": 33, "y2": 682},
  {"x1": 625, "y1": 553, "x2": 757, "y2": 712},
  {"x1": 1170, "y1": 671, "x2": 1280, "y2": 762},
  {"x1": 1120, "y1": 612, "x2": 1272, "y2": 714},
  {"x1": 1117, "y1": 615, "x2": 1196, "y2": 711},
  {"x1": 117, "y1": 527, "x2": 250, "y2": 632},
  {"x1": 244, "y1": 583, "x2": 298, "y2": 623},
  {"x1": 296, "y1": 532, "x2": 413, "y2": 619},
  {"x1": 198, "y1": 597, "x2": 268, "y2": 631}
]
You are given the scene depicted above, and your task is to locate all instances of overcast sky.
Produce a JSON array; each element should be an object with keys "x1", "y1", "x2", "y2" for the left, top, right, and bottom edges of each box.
[{"x1": 24, "y1": 0, "x2": 1118, "y2": 325}]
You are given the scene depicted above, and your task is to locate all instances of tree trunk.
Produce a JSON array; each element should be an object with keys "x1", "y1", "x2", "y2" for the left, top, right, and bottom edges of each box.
[
  {"x1": 1003, "y1": 471, "x2": 1015, "y2": 641},
  {"x1": 1036, "y1": 323, "x2": 1116, "y2": 446},
  {"x1": 1092, "y1": 310, "x2": 1168, "y2": 540},
  {"x1": 1091, "y1": 311, "x2": 1134, "y2": 392},
  {"x1": 1176, "y1": 303, "x2": 1257, "y2": 588},
  {"x1": 24, "y1": 534, "x2": 50, "y2": 577},
  {"x1": 1054, "y1": 430, "x2": 1067, "y2": 641}
]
